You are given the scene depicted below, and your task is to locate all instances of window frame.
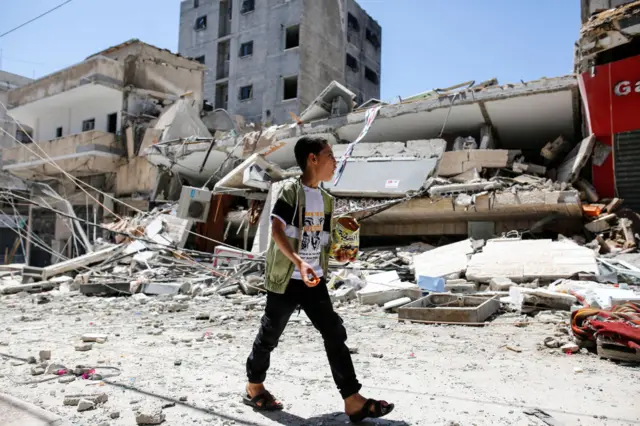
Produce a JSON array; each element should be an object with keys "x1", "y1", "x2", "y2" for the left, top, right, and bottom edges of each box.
[
  {"x1": 82, "y1": 118, "x2": 96, "y2": 132},
  {"x1": 239, "y1": 85, "x2": 253, "y2": 101},
  {"x1": 284, "y1": 24, "x2": 300, "y2": 50},
  {"x1": 195, "y1": 15, "x2": 207, "y2": 31},
  {"x1": 282, "y1": 75, "x2": 298, "y2": 101},
  {"x1": 239, "y1": 41, "x2": 254, "y2": 58},
  {"x1": 241, "y1": 0, "x2": 255, "y2": 14}
]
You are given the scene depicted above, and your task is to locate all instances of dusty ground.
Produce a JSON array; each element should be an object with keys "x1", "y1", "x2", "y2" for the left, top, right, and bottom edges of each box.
[{"x1": 0, "y1": 289, "x2": 639, "y2": 426}]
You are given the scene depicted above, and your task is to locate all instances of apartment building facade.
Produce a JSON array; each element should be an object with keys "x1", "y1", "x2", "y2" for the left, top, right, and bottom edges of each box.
[
  {"x1": 178, "y1": 0, "x2": 382, "y2": 125},
  {"x1": 0, "y1": 71, "x2": 32, "y2": 157}
]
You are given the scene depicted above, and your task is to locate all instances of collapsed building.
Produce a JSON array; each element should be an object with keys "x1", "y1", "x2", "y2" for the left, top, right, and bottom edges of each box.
[{"x1": 0, "y1": 40, "x2": 207, "y2": 264}]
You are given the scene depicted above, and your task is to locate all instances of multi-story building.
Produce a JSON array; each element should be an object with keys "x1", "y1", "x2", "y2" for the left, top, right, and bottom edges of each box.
[
  {"x1": 0, "y1": 71, "x2": 32, "y2": 158},
  {"x1": 178, "y1": 0, "x2": 382, "y2": 125}
]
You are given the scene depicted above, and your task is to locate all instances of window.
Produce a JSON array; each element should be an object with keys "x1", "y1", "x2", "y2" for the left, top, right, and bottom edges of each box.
[
  {"x1": 194, "y1": 0, "x2": 199, "y2": 8},
  {"x1": 107, "y1": 113, "x2": 118, "y2": 134},
  {"x1": 16, "y1": 128, "x2": 33, "y2": 144},
  {"x1": 346, "y1": 54, "x2": 358, "y2": 72},
  {"x1": 239, "y1": 85, "x2": 253, "y2": 101},
  {"x1": 347, "y1": 13, "x2": 360, "y2": 31},
  {"x1": 283, "y1": 76, "x2": 298, "y2": 100},
  {"x1": 365, "y1": 28, "x2": 380, "y2": 49},
  {"x1": 55, "y1": 127, "x2": 63, "y2": 138},
  {"x1": 285, "y1": 25, "x2": 300, "y2": 49},
  {"x1": 82, "y1": 118, "x2": 95, "y2": 132},
  {"x1": 364, "y1": 67, "x2": 379, "y2": 85},
  {"x1": 239, "y1": 41, "x2": 253, "y2": 57},
  {"x1": 194, "y1": 55, "x2": 206, "y2": 64},
  {"x1": 241, "y1": 0, "x2": 255, "y2": 14},
  {"x1": 195, "y1": 15, "x2": 207, "y2": 30}
]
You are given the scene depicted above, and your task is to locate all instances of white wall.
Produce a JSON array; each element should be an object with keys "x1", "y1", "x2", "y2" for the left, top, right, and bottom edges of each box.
[{"x1": 34, "y1": 96, "x2": 122, "y2": 142}]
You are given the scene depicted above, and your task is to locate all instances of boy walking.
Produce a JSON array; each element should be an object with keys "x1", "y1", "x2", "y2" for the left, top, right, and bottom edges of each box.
[{"x1": 244, "y1": 136, "x2": 394, "y2": 423}]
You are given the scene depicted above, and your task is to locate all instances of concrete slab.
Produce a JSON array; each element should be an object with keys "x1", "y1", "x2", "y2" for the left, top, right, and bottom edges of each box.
[
  {"x1": 413, "y1": 239, "x2": 476, "y2": 282},
  {"x1": 466, "y1": 238, "x2": 598, "y2": 283}
]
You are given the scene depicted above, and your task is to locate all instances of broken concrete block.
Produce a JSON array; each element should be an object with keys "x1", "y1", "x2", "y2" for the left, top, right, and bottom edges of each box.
[
  {"x1": 45, "y1": 363, "x2": 65, "y2": 375},
  {"x1": 135, "y1": 404, "x2": 166, "y2": 425},
  {"x1": 81, "y1": 334, "x2": 107, "y2": 343},
  {"x1": 437, "y1": 151, "x2": 469, "y2": 176},
  {"x1": 59, "y1": 376, "x2": 75, "y2": 384},
  {"x1": 467, "y1": 239, "x2": 598, "y2": 283},
  {"x1": 444, "y1": 281, "x2": 477, "y2": 294},
  {"x1": 489, "y1": 277, "x2": 515, "y2": 291},
  {"x1": 544, "y1": 337, "x2": 561, "y2": 348},
  {"x1": 217, "y1": 285, "x2": 239, "y2": 296},
  {"x1": 166, "y1": 303, "x2": 188, "y2": 313},
  {"x1": 414, "y1": 239, "x2": 475, "y2": 282},
  {"x1": 195, "y1": 312, "x2": 210, "y2": 320},
  {"x1": 509, "y1": 286, "x2": 577, "y2": 313},
  {"x1": 561, "y1": 343, "x2": 579, "y2": 354},
  {"x1": 75, "y1": 343, "x2": 93, "y2": 352},
  {"x1": 63, "y1": 393, "x2": 108, "y2": 406},
  {"x1": 30, "y1": 366, "x2": 45, "y2": 376},
  {"x1": 541, "y1": 135, "x2": 572, "y2": 162},
  {"x1": 331, "y1": 286, "x2": 356, "y2": 303},
  {"x1": 38, "y1": 350, "x2": 51, "y2": 361},
  {"x1": 77, "y1": 399, "x2": 95, "y2": 412},
  {"x1": 468, "y1": 149, "x2": 510, "y2": 168}
]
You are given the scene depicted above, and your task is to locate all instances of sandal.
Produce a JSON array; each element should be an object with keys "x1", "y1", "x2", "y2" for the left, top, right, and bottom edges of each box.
[
  {"x1": 349, "y1": 399, "x2": 394, "y2": 423},
  {"x1": 242, "y1": 391, "x2": 284, "y2": 411}
]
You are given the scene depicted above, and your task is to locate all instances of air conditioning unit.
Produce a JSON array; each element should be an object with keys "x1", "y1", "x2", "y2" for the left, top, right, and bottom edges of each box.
[{"x1": 177, "y1": 186, "x2": 212, "y2": 223}]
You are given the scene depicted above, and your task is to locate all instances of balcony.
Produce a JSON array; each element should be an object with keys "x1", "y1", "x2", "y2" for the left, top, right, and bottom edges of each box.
[
  {"x1": 8, "y1": 56, "x2": 123, "y2": 108},
  {"x1": 2, "y1": 130, "x2": 123, "y2": 179}
]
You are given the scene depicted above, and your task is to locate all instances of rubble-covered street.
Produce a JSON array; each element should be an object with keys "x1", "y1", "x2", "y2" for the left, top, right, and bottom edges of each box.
[{"x1": 1, "y1": 281, "x2": 639, "y2": 426}]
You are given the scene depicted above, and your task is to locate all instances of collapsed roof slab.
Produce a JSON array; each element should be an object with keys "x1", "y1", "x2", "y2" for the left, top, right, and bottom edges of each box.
[
  {"x1": 295, "y1": 75, "x2": 579, "y2": 151},
  {"x1": 358, "y1": 189, "x2": 582, "y2": 237}
]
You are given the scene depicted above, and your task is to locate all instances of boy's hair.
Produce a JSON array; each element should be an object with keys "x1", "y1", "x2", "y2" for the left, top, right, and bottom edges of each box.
[{"x1": 294, "y1": 136, "x2": 329, "y2": 171}]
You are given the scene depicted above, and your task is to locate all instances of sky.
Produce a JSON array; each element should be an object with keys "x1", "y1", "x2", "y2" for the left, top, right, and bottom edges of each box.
[{"x1": 0, "y1": 0, "x2": 581, "y2": 100}]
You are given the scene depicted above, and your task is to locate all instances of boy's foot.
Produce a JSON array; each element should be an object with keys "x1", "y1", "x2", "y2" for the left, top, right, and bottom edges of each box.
[
  {"x1": 345, "y1": 393, "x2": 394, "y2": 423},
  {"x1": 243, "y1": 383, "x2": 283, "y2": 411}
]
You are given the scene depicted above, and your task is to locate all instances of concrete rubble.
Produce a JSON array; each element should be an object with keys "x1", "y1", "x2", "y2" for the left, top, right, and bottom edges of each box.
[{"x1": 1, "y1": 65, "x2": 640, "y2": 424}]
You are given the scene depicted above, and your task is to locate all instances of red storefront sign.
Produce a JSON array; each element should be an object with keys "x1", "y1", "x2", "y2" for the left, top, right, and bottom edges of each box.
[{"x1": 579, "y1": 54, "x2": 640, "y2": 198}]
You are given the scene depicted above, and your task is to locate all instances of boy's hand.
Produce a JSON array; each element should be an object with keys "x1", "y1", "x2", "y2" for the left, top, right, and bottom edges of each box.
[{"x1": 297, "y1": 261, "x2": 319, "y2": 287}]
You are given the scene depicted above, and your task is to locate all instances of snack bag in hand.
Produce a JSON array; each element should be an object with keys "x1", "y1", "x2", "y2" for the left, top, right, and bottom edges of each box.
[{"x1": 329, "y1": 216, "x2": 360, "y2": 262}]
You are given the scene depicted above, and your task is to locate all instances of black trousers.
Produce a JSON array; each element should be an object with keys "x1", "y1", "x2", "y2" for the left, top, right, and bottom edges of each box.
[{"x1": 246, "y1": 278, "x2": 362, "y2": 399}]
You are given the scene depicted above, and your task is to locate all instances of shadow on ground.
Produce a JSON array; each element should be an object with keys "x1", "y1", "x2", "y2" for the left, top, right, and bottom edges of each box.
[{"x1": 260, "y1": 410, "x2": 410, "y2": 426}]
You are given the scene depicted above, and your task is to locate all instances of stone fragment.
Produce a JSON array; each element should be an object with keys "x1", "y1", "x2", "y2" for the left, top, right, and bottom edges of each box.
[
  {"x1": 135, "y1": 404, "x2": 166, "y2": 425},
  {"x1": 561, "y1": 343, "x2": 579, "y2": 354},
  {"x1": 371, "y1": 353, "x2": 383, "y2": 359},
  {"x1": 489, "y1": 277, "x2": 516, "y2": 291},
  {"x1": 39, "y1": 350, "x2": 51, "y2": 361},
  {"x1": 82, "y1": 334, "x2": 107, "y2": 343},
  {"x1": 27, "y1": 356, "x2": 37, "y2": 364},
  {"x1": 174, "y1": 360, "x2": 182, "y2": 366},
  {"x1": 63, "y1": 393, "x2": 108, "y2": 406},
  {"x1": 46, "y1": 363, "x2": 66, "y2": 375},
  {"x1": 59, "y1": 376, "x2": 76, "y2": 384},
  {"x1": 195, "y1": 312, "x2": 209, "y2": 320},
  {"x1": 110, "y1": 412, "x2": 120, "y2": 419},
  {"x1": 77, "y1": 399, "x2": 95, "y2": 412},
  {"x1": 543, "y1": 337, "x2": 561, "y2": 349},
  {"x1": 179, "y1": 396, "x2": 187, "y2": 402},
  {"x1": 30, "y1": 366, "x2": 45, "y2": 376},
  {"x1": 75, "y1": 343, "x2": 93, "y2": 352}
]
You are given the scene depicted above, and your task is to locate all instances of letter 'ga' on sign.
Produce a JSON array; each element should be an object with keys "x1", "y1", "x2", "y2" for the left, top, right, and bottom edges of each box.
[{"x1": 614, "y1": 80, "x2": 640, "y2": 96}]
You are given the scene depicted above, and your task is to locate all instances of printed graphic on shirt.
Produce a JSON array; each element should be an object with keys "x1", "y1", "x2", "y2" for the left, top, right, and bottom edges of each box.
[{"x1": 299, "y1": 211, "x2": 324, "y2": 266}]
